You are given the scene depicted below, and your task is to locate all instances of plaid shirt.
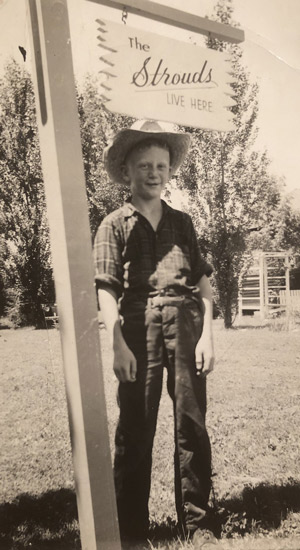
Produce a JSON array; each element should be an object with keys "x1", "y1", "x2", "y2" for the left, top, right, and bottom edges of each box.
[{"x1": 93, "y1": 200, "x2": 212, "y2": 306}]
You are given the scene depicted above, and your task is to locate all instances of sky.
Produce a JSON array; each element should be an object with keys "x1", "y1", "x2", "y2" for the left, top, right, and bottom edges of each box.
[{"x1": 0, "y1": 0, "x2": 300, "y2": 195}]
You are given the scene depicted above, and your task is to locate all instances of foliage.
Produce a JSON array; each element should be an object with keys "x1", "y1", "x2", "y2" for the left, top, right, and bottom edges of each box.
[
  {"x1": 248, "y1": 194, "x2": 300, "y2": 253},
  {"x1": 0, "y1": 211, "x2": 8, "y2": 317},
  {"x1": 2, "y1": 30, "x2": 299, "y2": 328},
  {"x1": 77, "y1": 75, "x2": 132, "y2": 240},
  {"x1": 0, "y1": 65, "x2": 132, "y2": 327},
  {"x1": 0, "y1": 60, "x2": 54, "y2": 327},
  {"x1": 178, "y1": 0, "x2": 290, "y2": 328}
]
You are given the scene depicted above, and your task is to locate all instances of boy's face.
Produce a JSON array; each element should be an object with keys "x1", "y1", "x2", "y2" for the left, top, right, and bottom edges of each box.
[{"x1": 122, "y1": 145, "x2": 171, "y2": 202}]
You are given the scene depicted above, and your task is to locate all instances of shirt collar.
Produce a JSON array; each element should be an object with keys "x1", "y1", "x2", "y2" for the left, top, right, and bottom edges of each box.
[
  {"x1": 123, "y1": 201, "x2": 137, "y2": 219},
  {"x1": 123, "y1": 199, "x2": 172, "y2": 220}
]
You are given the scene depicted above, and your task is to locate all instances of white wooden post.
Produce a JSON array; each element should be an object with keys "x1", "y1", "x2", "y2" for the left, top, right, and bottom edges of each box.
[
  {"x1": 263, "y1": 253, "x2": 269, "y2": 319},
  {"x1": 259, "y1": 253, "x2": 265, "y2": 320},
  {"x1": 237, "y1": 291, "x2": 243, "y2": 323},
  {"x1": 285, "y1": 255, "x2": 291, "y2": 317},
  {"x1": 27, "y1": 1, "x2": 120, "y2": 549}
]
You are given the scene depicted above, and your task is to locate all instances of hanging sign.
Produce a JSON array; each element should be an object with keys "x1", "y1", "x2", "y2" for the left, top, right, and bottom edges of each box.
[{"x1": 97, "y1": 18, "x2": 235, "y2": 132}]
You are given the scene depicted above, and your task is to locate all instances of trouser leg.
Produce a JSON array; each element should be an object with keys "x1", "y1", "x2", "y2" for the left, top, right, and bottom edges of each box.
[
  {"x1": 114, "y1": 306, "x2": 164, "y2": 540},
  {"x1": 164, "y1": 299, "x2": 212, "y2": 534}
]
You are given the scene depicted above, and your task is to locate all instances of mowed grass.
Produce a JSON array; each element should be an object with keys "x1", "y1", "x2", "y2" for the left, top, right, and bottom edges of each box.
[{"x1": 1, "y1": 318, "x2": 300, "y2": 549}]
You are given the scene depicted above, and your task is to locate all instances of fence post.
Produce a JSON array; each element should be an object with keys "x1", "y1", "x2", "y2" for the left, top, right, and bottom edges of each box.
[
  {"x1": 285, "y1": 256, "x2": 291, "y2": 318},
  {"x1": 259, "y1": 253, "x2": 265, "y2": 320}
]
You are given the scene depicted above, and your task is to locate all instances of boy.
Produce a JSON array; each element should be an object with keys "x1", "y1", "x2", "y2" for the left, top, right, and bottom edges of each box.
[{"x1": 93, "y1": 119, "x2": 215, "y2": 545}]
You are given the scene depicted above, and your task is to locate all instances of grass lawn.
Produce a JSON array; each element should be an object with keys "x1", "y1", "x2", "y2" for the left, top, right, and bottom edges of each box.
[{"x1": 1, "y1": 317, "x2": 300, "y2": 549}]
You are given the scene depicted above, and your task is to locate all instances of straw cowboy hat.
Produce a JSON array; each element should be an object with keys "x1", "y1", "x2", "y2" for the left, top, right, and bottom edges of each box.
[{"x1": 103, "y1": 119, "x2": 191, "y2": 183}]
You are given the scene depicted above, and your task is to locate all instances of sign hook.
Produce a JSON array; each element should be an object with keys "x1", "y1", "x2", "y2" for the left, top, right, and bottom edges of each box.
[{"x1": 122, "y1": 6, "x2": 128, "y2": 24}]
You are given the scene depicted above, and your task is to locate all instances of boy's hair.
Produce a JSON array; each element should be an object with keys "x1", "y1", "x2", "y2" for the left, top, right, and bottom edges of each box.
[{"x1": 124, "y1": 138, "x2": 172, "y2": 166}]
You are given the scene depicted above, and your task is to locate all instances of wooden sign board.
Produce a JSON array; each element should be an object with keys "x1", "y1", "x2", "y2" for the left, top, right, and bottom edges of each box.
[{"x1": 98, "y1": 18, "x2": 235, "y2": 131}]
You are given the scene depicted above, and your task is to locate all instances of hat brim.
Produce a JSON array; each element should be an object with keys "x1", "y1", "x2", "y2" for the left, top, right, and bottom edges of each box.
[{"x1": 104, "y1": 128, "x2": 191, "y2": 184}]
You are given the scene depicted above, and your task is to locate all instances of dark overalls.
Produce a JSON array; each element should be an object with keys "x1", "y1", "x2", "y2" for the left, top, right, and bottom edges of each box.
[{"x1": 94, "y1": 200, "x2": 212, "y2": 540}]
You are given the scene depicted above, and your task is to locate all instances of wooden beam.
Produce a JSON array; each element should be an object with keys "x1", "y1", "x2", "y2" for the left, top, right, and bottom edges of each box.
[
  {"x1": 27, "y1": 1, "x2": 121, "y2": 549},
  {"x1": 87, "y1": 0, "x2": 245, "y2": 43}
]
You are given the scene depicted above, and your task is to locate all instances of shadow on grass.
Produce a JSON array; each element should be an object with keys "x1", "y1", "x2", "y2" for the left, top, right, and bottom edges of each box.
[
  {"x1": 150, "y1": 480, "x2": 300, "y2": 543},
  {"x1": 0, "y1": 488, "x2": 79, "y2": 550},
  {"x1": 1, "y1": 481, "x2": 300, "y2": 548},
  {"x1": 216, "y1": 479, "x2": 300, "y2": 537},
  {"x1": 232, "y1": 325, "x2": 267, "y2": 330}
]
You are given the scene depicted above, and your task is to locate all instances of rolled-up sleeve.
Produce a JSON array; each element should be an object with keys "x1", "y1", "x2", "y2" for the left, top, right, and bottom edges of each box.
[
  {"x1": 93, "y1": 217, "x2": 123, "y2": 298},
  {"x1": 188, "y1": 217, "x2": 213, "y2": 283}
]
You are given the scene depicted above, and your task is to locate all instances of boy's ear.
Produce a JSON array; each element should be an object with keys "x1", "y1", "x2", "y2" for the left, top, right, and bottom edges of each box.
[{"x1": 121, "y1": 164, "x2": 130, "y2": 183}]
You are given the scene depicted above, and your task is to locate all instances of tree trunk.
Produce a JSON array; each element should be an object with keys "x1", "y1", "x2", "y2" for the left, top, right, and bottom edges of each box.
[{"x1": 223, "y1": 301, "x2": 233, "y2": 328}]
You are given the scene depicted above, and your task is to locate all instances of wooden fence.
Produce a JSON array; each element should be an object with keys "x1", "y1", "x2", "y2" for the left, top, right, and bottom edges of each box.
[{"x1": 279, "y1": 290, "x2": 300, "y2": 311}]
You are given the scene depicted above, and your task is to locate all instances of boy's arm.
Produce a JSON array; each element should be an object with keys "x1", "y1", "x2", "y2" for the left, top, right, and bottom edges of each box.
[
  {"x1": 195, "y1": 274, "x2": 215, "y2": 377},
  {"x1": 98, "y1": 287, "x2": 137, "y2": 383}
]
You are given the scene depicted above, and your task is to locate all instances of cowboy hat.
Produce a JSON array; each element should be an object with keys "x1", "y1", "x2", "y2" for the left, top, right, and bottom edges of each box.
[{"x1": 103, "y1": 119, "x2": 191, "y2": 183}]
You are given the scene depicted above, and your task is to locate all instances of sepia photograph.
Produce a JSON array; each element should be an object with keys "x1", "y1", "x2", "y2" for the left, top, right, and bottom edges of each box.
[{"x1": 1, "y1": 1, "x2": 300, "y2": 549}]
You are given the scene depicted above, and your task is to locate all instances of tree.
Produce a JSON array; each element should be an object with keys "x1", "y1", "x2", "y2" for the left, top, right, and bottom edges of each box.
[
  {"x1": 0, "y1": 65, "x2": 133, "y2": 327},
  {"x1": 77, "y1": 75, "x2": 132, "y2": 240},
  {"x1": 0, "y1": 211, "x2": 8, "y2": 317},
  {"x1": 248, "y1": 194, "x2": 300, "y2": 254},
  {"x1": 0, "y1": 60, "x2": 54, "y2": 327},
  {"x1": 178, "y1": 0, "x2": 284, "y2": 327}
]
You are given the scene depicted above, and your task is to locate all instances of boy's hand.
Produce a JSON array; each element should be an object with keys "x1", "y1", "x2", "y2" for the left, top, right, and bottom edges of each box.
[
  {"x1": 113, "y1": 341, "x2": 137, "y2": 383},
  {"x1": 195, "y1": 334, "x2": 215, "y2": 377}
]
